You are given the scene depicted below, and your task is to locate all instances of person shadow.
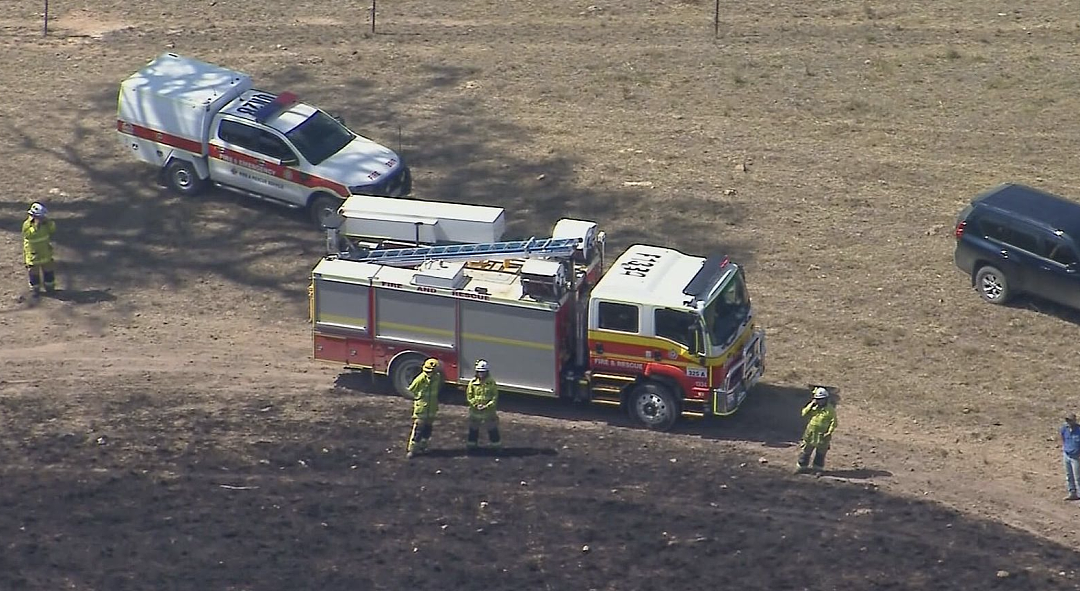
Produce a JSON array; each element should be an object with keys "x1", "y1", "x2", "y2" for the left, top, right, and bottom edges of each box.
[
  {"x1": 819, "y1": 468, "x2": 893, "y2": 479},
  {"x1": 419, "y1": 447, "x2": 559, "y2": 459},
  {"x1": 45, "y1": 288, "x2": 117, "y2": 304}
]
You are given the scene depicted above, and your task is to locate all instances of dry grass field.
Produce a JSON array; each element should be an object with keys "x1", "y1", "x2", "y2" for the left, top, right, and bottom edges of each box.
[{"x1": 3, "y1": 0, "x2": 1080, "y2": 588}]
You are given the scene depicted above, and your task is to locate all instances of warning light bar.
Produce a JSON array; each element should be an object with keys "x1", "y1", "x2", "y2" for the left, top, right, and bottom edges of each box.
[{"x1": 254, "y1": 91, "x2": 299, "y2": 123}]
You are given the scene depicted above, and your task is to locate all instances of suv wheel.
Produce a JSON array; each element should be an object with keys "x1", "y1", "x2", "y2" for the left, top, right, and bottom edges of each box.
[{"x1": 975, "y1": 265, "x2": 1012, "y2": 304}]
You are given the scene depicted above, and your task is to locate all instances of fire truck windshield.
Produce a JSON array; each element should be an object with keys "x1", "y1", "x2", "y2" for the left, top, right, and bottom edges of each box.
[
  {"x1": 703, "y1": 270, "x2": 751, "y2": 353},
  {"x1": 285, "y1": 111, "x2": 355, "y2": 165}
]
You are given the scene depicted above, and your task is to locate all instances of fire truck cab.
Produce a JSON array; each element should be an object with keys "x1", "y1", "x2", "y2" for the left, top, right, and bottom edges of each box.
[{"x1": 586, "y1": 246, "x2": 765, "y2": 429}]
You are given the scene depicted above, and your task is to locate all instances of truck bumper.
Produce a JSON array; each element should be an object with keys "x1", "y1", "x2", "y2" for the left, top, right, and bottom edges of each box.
[{"x1": 709, "y1": 328, "x2": 766, "y2": 416}]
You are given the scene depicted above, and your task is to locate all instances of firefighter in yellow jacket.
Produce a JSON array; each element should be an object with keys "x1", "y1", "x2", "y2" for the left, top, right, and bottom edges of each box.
[
  {"x1": 406, "y1": 358, "x2": 443, "y2": 459},
  {"x1": 795, "y1": 386, "x2": 838, "y2": 474},
  {"x1": 466, "y1": 359, "x2": 501, "y2": 451},
  {"x1": 23, "y1": 202, "x2": 57, "y2": 296}
]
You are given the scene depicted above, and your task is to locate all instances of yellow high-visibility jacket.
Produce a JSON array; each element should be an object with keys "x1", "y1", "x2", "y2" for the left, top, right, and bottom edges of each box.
[
  {"x1": 22, "y1": 217, "x2": 56, "y2": 266},
  {"x1": 801, "y1": 402, "x2": 837, "y2": 446},
  {"x1": 466, "y1": 376, "x2": 499, "y2": 419},
  {"x1": 408, "y1": 371, "x2": 442, "y2": 420}
]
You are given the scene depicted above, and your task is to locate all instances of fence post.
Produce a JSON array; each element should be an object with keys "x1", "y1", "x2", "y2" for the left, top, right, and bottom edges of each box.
[
  {"x1": 371, "y1": 0, "x2": 376, "y2": 34},
  {"x1": 714, "y1": 0, "x2": 720, "y2": 38},
  {"x1": 43, "y1": 0, "x2": 50, "y2": 36}
]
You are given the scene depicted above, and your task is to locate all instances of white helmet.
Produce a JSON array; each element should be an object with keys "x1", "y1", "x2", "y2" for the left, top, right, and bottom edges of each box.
[
  {"x1": 28, "y1": 202, "x2": 48, "y2": 217},
  {"x1": 475, "y1": 359, "x2": 490, "y2": 373},
  {"x1": 812, "y1": 387, "x2": 829, "y2": 400}
]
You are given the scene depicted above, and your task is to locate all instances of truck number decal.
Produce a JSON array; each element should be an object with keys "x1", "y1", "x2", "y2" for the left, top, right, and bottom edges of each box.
[
  {"x1": 620, "y1": 252, "x2": 662, "y2": 277},
  {"x1": 236, "y1": 93, "x2": 277, "y2": 117},
  {"x1": 686, "y1": 367, "x2": 707, "y2": 379}
]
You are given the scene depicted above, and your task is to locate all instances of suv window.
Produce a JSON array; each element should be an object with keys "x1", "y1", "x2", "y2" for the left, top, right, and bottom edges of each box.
[
  {"x1": 598, "y1": 302, "x2": 639, "y2": 333},
  {"x1": 219, "y1": 120, "x2": 295, "y2": 161},
  {"x1": 655, "y1": 308, "x2": 697, "y2": 349},
  {"x1": 980, "y1": 217, "x2": 1044, "y2": 255},
  {"x1": 1049, "y1": 241, "x2": 1079, "y2": 266}
]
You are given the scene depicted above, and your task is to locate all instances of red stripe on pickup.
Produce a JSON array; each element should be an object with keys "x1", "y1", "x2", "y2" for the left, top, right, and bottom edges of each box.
[
  {"x1": 117, "y1": 120, "x2": 204, "y2": 154},
  {"x1": 208, "y1": 144, "x2": 349, "y2": 198}
]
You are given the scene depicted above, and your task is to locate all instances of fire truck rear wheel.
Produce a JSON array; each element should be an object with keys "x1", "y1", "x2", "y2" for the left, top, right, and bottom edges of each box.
[
  {"x1": 309, "y1": 194, "x2": 345, "y2": 229},
  {"x1": 164, "y1": 160, "x2": 206, "y2": 196},
  {"x1": 628, "y1": 381, "x2": 678, "y2": 432},
  {"x1": 390, "y1": 354, "x2": 426, "y2": 399}
]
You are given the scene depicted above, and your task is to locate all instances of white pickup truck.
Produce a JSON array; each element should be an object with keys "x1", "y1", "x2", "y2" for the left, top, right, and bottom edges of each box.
[{"x1": 117, "y1": 53, "x2": 412, "y2": 227}]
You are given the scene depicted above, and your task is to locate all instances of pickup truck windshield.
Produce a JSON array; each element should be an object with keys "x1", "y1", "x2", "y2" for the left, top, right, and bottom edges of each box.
[
  {"x1": 703, "y1": 270, "x2": 751, "y2": 352},
  {"x1": 285, "y1": 111, "x2": 354, "y2": 165}
]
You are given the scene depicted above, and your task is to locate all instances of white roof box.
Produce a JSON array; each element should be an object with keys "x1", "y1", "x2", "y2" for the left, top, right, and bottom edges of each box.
[
  {"x1": 339, "y1": 196, "x2": 506, "y2": 244},
  {"x1": 118, "y1": 53, "x2": 252, "y2": 147}
]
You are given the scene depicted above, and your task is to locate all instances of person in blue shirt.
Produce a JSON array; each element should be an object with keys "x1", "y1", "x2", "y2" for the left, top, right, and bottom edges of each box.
[{"x1": 1061, "y1": 413, "x2": 1080, "y2": 501}]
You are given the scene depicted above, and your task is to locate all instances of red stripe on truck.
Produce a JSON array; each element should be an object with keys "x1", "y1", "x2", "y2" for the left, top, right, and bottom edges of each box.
[
  {"x1": 117, "y1": 120, "x2": 204, "y2": 154},
  {"x1": 207, "y1": 144, "x2": 349, "y2": 198}
]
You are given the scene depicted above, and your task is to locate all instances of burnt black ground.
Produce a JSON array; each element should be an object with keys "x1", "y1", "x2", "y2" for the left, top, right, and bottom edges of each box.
[{"x1": 1, "y1": 378, "x2": 1078, "y2": 591}]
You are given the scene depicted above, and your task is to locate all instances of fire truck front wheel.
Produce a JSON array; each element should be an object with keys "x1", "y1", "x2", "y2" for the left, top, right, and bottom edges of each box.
[
  {"x1": 628, "y1": 381, "x2": 679, "y2": 431},
  {"x1": 390, "y1": 354, "x2": 426, "y2": 399},
  {"x1": 164, "y1": 160, "x2": 206, "y2": 196}
]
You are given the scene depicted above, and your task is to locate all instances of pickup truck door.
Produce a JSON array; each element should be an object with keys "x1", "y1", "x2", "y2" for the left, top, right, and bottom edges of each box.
[{"x1": 209, "y1": 119, "x2": 305, "y2": 205}]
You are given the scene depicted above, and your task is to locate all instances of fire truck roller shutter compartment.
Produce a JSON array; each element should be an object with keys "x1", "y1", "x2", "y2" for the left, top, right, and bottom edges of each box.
[
  {"x1": 375, "y1": 289, "x2": 457, "y2": 348},
  {"x1": 313, "y1": 277, "x2": 369, "y2": 333},
  {"x1": 459, "y1": 301, "x2": 559, "y2": 395}
]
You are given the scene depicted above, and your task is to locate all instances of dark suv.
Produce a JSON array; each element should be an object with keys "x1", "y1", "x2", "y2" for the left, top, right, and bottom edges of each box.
[{"x1": 954, "y1": 183, "x2": 1080, "y2": 310}]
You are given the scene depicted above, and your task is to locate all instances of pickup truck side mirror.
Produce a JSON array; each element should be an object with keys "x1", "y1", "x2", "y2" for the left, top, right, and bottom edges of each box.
[{"x1": 281, "y1": 156, "x2": 299, "y2": 166}]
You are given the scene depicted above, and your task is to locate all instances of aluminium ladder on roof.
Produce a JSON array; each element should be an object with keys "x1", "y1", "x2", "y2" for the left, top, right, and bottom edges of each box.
[{"x1": 336, "y1": 236, "x2": 582, "y2": 267}]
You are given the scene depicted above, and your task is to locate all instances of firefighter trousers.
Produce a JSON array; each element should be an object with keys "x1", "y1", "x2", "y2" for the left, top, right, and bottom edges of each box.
[
  {"x1": 27, "y1": 261, "x2": 56, "y2": 292},
  {"x1": 408, "y1": 418, "x2": 435, "y2": 454},
  {"x1": 466, "y1": 412, "x2": 500, "y2": 449},
  {"x1": 797, "y1": 437, "x2": 830, "y2": 469}
]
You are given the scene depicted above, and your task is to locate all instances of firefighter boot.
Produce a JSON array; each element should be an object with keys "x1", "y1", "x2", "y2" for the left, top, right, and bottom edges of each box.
[
  {"x1": 487, "y1": 427, "x2": 502, "y2": 451},
  {"x1": 812, "y1": 449, "x2": 828, "y2": 474},
  {"x1": 43, "y1": 269, "x2": 56, "y2": 294},
  {"x1": 466, "y1": 428, "x2": 480, "y2": 451}
]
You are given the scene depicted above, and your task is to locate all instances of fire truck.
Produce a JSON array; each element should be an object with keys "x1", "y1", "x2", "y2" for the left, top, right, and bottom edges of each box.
[{"x1": 310, "y1": 216, "x2": 765, "y2": 431}]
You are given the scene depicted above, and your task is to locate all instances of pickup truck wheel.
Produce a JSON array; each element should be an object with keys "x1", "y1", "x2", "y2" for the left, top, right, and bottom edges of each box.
[
  {"x1": 628, "y1": 381, "x2": 679, "y2": 431},
  {"x1": 390, "y1": 354, "x2": 425, "y2": 400},
  {"x1": 164, "y1": 160, "x2": 206, "y2": 196},
  {"x1": 975, "y1": 265, "x2": 1012, "y2": 304},
  {"x1": 309, "y1": 194, "x2": 344, "y2": 229}
]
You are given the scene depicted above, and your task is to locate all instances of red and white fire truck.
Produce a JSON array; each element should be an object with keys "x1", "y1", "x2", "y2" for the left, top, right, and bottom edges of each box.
[{"x1": 310, "y1": 216, "x2": 765, "y2": 431}]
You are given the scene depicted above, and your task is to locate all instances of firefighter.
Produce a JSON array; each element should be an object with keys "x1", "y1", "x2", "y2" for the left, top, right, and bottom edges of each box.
[
  {"x1": 795, "y1": 386, "x2": 838, "y2": 474},
  {"x1": 22, "y1": 202, "x2": 57, "y2": 296},
  {"x1": 406, "y1": 358, "x2": 443, "y2": 459},
  {"x1": 466, "y1": 359, "x2": 501, "y2": 451}
]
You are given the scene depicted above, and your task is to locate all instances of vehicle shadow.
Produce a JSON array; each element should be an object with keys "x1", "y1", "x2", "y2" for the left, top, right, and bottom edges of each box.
[
  {"x1": 333, "y1": 371, "x2": 815, "y2": 447},
  {"x1": 1017, "y1": 295, "x2": 1080, "y2": 326}
]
